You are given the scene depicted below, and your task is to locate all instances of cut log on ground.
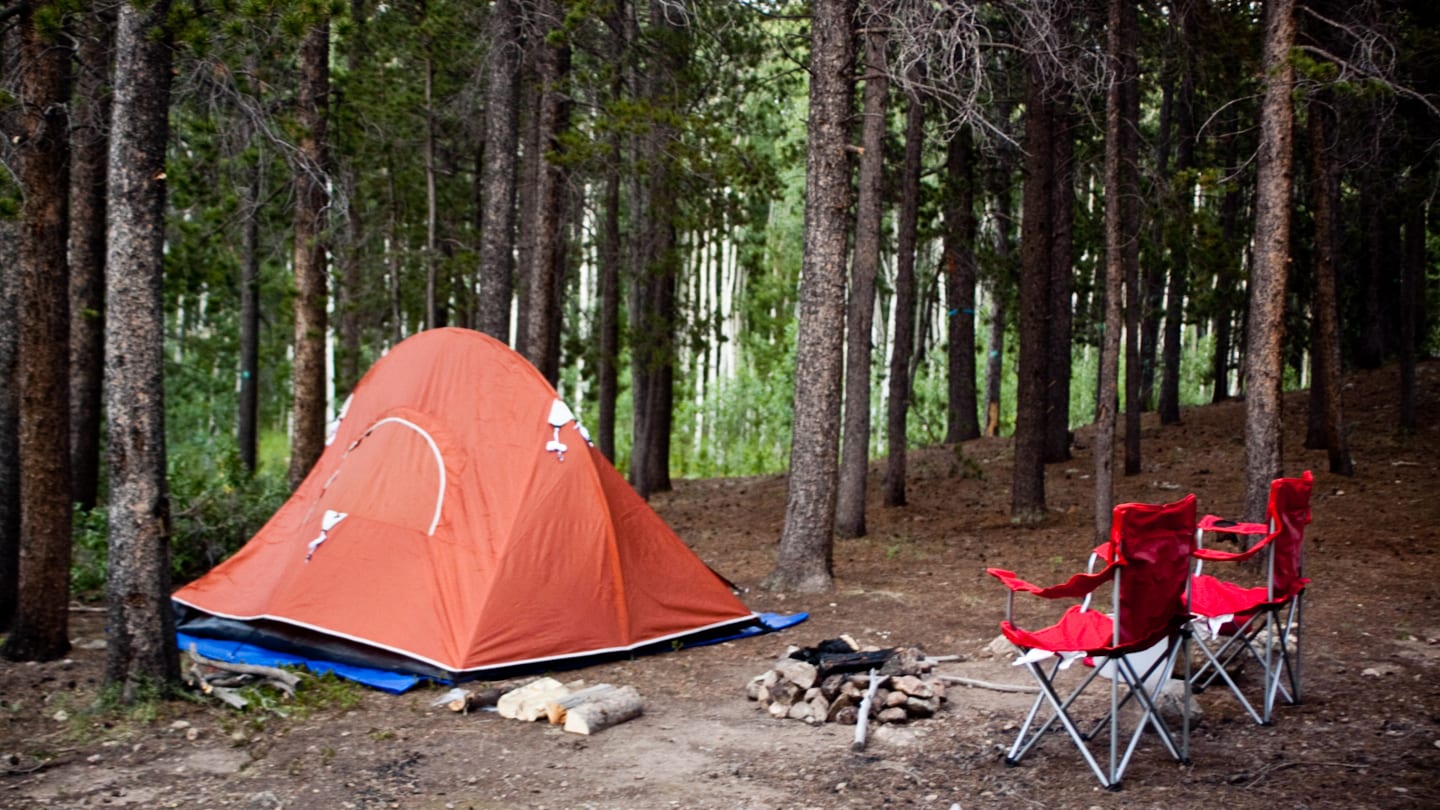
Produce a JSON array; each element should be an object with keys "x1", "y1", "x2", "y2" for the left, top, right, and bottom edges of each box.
[
  {"x1": 545, "y1": 684, "x2": 618, "y2": 724},
  {"x1": 934, "y1": 674, "x2": 1039, "y2": 694},
  {"x1": 498, "y1": 677, "x2": 572, "y2": 721},
  {"x1": 562, "y1": 685, "x2": 643, "y2": 735}
]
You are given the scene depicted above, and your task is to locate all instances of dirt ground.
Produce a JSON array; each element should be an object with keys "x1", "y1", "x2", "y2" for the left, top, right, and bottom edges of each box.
[{"x1": 3, "y1": 362, "x2": 1439, "y2": 809}]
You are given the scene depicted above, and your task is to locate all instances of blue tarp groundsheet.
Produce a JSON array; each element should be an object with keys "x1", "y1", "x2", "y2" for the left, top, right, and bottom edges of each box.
[{"x1": 178, "y1": 611, "x2": 808, "y2": 694}]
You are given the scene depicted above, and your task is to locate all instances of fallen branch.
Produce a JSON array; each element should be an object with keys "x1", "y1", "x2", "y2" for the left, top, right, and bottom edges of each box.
[
  {"x1": 934, "y1": 674, "x2": 1039, "y2": 694},
  {"x1": 186, "y1": 644, "x2": 301, "y2": 696},
  {"x1": 2, "y1": 753, "x2": 73, "y2": 776},
  {"x1": 851, "y1": 669, "x2": 887, "y2": 752},
  {"x1": 1240, "y1": 760, "x2": 1370, "y2": 789}
]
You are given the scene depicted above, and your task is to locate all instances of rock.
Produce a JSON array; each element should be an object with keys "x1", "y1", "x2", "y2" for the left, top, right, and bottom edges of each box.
[
  {"x1": 904, "y1": 696, "x2": 941, "y2": 718},
  {"x1": 891, "y1": 675, "x2": 933, "y2": 698},
  {"x1": 987, "y1": 635, "x2": 1017, "y2": 658},
  {"x1": 1155, "y1": 679, "x2": 1199, "y2": 722},
  {"x1": 745, "y1": 674, "x2": 766, "y2": 701},
  {"x1": 773, "y1": 658, "x2": 818, "y2": 690},
  {"x1": 877, "y1": 706, "x2": 909, "y2": 724}
]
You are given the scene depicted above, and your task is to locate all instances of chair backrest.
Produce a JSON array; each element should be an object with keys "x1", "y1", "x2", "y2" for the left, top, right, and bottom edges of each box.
[
  {"x1": 1266, "y1": 470, "x2": 1313, "y2": 597},
  {"x1": 1111, "y1": 494, "x2": 1197, "y2": 647}
]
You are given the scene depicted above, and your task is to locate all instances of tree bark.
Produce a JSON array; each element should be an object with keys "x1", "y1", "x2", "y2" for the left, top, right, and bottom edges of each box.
[
  {"x1": 836, "y1": 24, "x2": 887, "y2": 539},
  {"x1": 1095, "y1": 0, "x2": 1132, "y2": 545},
  {"x1": 0, "y1": 207, "x2": 17, "y2": 629},
  {"x1": 1307, "y1": 95, "x2": 1351, "y2": 474},
  {"x1": 883, "y1": 85, "x2": 924, "y2": 509},
  {"x1": 597, "y1": 151, "x2": 622, "y2": 462},
  {"x1": 983, "y1": 147, "x2": 1014, "y2": 439},
  {"x1": 2, "y1": 0, "x2": 73, "y2": 662},
  {"x1": 68, "y1": 7, "x2": 116, "y2": 512},
  {"x1": 1011, "y1": 54, "x2": 1052, "y2": 525},
  {"x1": 1212, "y1": 138, "x2": 1243, "y2": 404},
  {"x1": 423, "y1": 39, "x2": 440, "y2": 330},
  {"x1": 238, "y1": 153, "x2": 261, "y2": 473},
  {"x1": 335, "y1": 1, "x2": 366, "y2": 398},
  {"x1": 287, "y1": 15, "x2": 331, "y2": 490},
  {"x1": 765, "y1": 0, "x2": 854, "y2": 592},
  {"x1": 478, "y1": 0, "x2": 522, "y2": 343},
  {"x1": 1400, "y1": 188, "x2": 1424, "y2": 434},
  {"x1": 629, "y1": 2, "x2": 685, "y2": 498},
  {"x1": 943, "y1": 127, "x2": 980, "y2": 445},
  {"x1": 1119, "y1": 8, "x2": 1141, "y2": 477},
  {"x1": 103, "y1": 0, "x2": 180, "y2": 697},
  {"x1": 522, "y1": 0, "x2": 571, "y2": 384},
  {"x1": 1044, "y1": 94, "x2": 1074, "y2": 465},
  {"x1": 1243, "y1": 0, "x2": 1297, "y2": 523},
  {"x1": 1158, "y1": 0, "x2": 1196, "y2": 426},
  {"x1": 0, "y1": 20, "x2": 20, "y2": 631}
]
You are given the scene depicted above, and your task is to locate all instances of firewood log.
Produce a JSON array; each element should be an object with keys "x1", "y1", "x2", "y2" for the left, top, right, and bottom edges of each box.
[
  {"x1": 497, "y1": 677, "x2": 570, "y2": 720},
  {"x1": 562, "y1": 685, "x2": 643, "y2": 735},
  {"x1": 545, "y1": 684, "x2": 618, "y2": 724}
]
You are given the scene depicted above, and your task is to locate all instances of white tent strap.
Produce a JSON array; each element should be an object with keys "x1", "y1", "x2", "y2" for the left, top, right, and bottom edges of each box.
[
  {"x1": 306, "y1": 510, "x2": 349, "y2": 561},
  {"x1": 320, "y1": 416, "x2": 447, "y2": 536}
]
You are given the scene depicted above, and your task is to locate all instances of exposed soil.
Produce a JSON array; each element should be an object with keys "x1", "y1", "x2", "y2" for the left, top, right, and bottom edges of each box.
[{"x1": 4, "y1": 362, "x2": 1439, "y2": 809}]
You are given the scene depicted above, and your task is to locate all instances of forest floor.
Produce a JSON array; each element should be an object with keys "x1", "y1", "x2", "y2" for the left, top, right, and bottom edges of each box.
[{"x1": 3, "y1": 361, "x2": 1439, "y2": 809}]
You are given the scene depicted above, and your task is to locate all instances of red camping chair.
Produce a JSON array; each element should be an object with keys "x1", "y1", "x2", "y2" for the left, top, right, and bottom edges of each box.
[
  {"x1": 987, "y1": 495, "x2": 1197, "y2": 789},
  {"x1": 1189, "y1": 471, "x2": 1313, "y2": 725}
]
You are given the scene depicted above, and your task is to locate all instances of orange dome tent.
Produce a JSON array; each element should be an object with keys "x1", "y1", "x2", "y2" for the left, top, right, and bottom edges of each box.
[{"x1": 173, "y1": 328, "x2": 760, "y2": 683}]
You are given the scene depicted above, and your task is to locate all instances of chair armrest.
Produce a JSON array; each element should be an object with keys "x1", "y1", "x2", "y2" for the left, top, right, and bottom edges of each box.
[
  {"x1": 986, "y1": 563, "x2": 1117, "y2": 600},
  {"x1": 1198, "y1": 514, "x2": 1268, "y2": 535},
  {"x1": 1193, "y1": 545, "x2": 1264, "y2": 562}
]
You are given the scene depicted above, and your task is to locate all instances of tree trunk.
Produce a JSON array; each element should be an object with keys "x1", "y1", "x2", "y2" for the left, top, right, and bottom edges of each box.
[
  {"x1": 68, "y1": 8, "x2": 116, "y2": 512},
  {"x1": 597, "y1": 152, "x2": 622, "y2": 462},
  {"x1": 424, "y1": 45, "x2": 440, "y2": 330},
  {"x1": 943, "y1": 127, "x2": 980, "y2": 445},
  {"x1": 0, "y1": 20, "x2": 20, "y2": 632},
  {"x1": 883, "y1": 85, "x2": 923, "y2": 509},
  {"x1": 103, "y1": 0, "x2": 180, "y2": 697},
  {"x1": 0, "y1": 205, "x2": 17, "y2": 629},
  {"x1": 1158, "y1": 1, "x2": 1195, "y2": 426},
  {"x1": 1212, "y1": 144, "x2": 1243, "y2": 404},
  {"x1": 287, "y1": 15, "x2": 331, "y2": 490},
  {"x1": 335, "y1": 1, "x2": 366, "y2": 398},
  {"x1": 1095, "y1": 0, "x2": 1132, "y2": 545},
  {"x1": 1307, "y1": 95, "x2": 1351, "y2": 474},
  {"x1": 1400, "y1": 189, "x2": 1424, "y2": 433},
  {"x1": 1119, "y1": 10, "x2": 1141, "y2": 477},
  {"x1": 2, "y1": 0, "x2": 73, "y2": 662},
  {"x1": 478, "y1": 0, "x2": 521, "y2": 343},
  {"x1": 629, "y1": 2, "x2": 685, "y2": 498},
  {"x1": 1355, "y1": 186, "x2": 1386, "y2": 369},
  {"x1": 1242, "y1": 0, "x2": 1296, "y2": 523},
  {"x1": 836, "y1": 24, "x2": 887, "y2": 539},
  {"x1": 765, "y1": 0, "x2": 854, "y2": 592},
  {"x1": 1012, "y1": 54, "x2": 1052, "y2": 525},
  {"x1": 238, "y1": 152, "x2": 261, "y2": 473},
  {"x1": 1044, "y1": 95, "x2": 1074, "y2": 465},
  {"x1": 984, "y1": 151, "x2": 1013, "y2": 439},
  {"x1": 522, "y1": 0, "x2": 570, "y2": 384}
]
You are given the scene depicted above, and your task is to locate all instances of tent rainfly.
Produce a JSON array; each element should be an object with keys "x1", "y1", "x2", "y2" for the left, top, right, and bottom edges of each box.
[{"x1": 173, "y1": 328, "x2": 760, "y2": 682}]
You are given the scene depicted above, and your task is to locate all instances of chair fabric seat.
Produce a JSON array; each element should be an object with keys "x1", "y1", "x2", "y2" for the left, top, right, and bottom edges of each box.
[
  {"x1": 1000, "y1": 605, "x2": 1178, "y2": 657},
  {"x1": 1190, "y1": 571, "x2": 1308, "y2": 619}
]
